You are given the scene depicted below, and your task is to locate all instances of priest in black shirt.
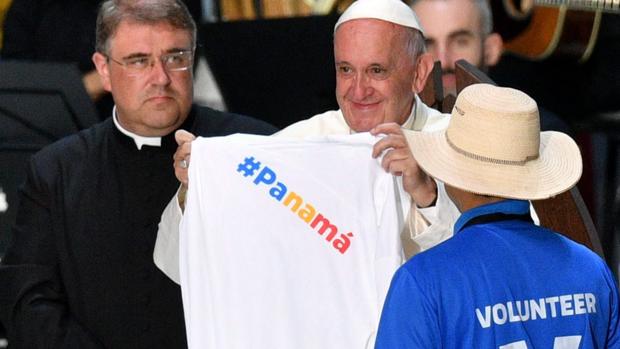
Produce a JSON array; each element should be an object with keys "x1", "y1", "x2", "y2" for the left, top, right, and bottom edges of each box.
[{"x1": 0, "y1": 0, "x2": 276, "y2": 347}]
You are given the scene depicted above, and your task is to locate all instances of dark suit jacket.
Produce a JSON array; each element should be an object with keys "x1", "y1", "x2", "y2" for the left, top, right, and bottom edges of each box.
[{"x1": 0, "y1": 105, "x2": 276, "y2": 348}]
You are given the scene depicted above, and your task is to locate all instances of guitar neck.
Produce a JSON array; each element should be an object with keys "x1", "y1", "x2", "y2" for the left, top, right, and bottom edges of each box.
[{"x1": 534, "y1": 0, "x2": 620, "y2": 12}]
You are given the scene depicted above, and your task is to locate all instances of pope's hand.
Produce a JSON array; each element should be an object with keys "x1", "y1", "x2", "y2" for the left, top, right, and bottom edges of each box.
[{"x1": 371, "y1": 122, "x2": 437, "y2": 208}]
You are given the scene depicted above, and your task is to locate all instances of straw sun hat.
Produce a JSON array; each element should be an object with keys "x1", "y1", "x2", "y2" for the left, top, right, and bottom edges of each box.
[{"x1": 404, "y1": 84, "x2": 582, "y2": 200}]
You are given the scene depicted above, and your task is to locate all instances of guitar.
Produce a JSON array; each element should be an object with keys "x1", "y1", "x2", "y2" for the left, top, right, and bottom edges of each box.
[{"x1": 495, "y1": 0, "x2": 620, "y2": 63}]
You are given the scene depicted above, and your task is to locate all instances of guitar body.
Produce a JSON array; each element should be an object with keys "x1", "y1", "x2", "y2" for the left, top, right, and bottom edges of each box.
[{"x1": 503, "y1": 6, "x2": 602, "y2": 63}]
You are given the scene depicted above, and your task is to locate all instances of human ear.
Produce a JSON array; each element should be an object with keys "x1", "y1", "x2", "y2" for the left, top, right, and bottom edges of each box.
[
  {"x1": 483, "y1": 33, "x2": 503, "y2": 68},
  {"x1": 412, "y1": 52, "x2": 434, "y2": 94},
  {"x1": 92, "y1": 52, "x2": 112, "y2": 92}
]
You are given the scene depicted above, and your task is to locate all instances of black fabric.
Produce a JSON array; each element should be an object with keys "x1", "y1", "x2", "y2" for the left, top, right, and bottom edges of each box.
[
  {"x1": 460, "y1": 212, "x2": 533, "y2": 231},
  {"x1": 0, "y1": 105, "x2": 276, "y2": 348}
]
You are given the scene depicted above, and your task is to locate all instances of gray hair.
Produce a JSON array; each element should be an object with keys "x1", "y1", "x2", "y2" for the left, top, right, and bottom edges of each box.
[
  {"x1": 403, "y1": 27, "x2": 427, "y2": 63},
  {"x1": 95, "y1": 0, "x2": 196, "y2": 55}
]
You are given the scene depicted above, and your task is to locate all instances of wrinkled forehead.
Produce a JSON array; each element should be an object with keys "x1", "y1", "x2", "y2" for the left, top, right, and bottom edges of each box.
[
  {"x1": 334, "y1": 19, "x2": 411, "y2": 57},
  {"x1": 335, "y1": 18, "x2": 409, "y2": 41}
]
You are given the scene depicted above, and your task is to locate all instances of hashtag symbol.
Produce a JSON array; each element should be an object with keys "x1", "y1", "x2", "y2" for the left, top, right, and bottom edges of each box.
[{"x1": 237, "y1": 156, "x2": 261, "y2": 177}]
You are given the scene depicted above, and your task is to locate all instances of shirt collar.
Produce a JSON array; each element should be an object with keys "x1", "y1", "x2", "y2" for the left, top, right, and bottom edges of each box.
[
  {"x1": 112, "y1": 106, "x2": 162, "y2": 150},
  {"x1": 454, "y1": 199, "x2": 531, "y2": 234}
]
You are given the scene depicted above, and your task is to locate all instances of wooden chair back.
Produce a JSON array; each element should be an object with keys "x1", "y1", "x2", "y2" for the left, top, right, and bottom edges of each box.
[{"x1": 419, "y1": 59, "x2": 604, "y2": 258}]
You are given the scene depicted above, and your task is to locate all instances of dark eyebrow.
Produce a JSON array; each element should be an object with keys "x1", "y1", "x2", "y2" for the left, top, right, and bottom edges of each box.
[
  {"x1": 448, "y1": 29, "x2": 476, "y2": 40},
  {"x1": 120, "y1": 48, "x2": 191, "y2": 60},
  {"x1": 121, "y1": 52, "x2": 149, "y2": 60},
  {"x1": 165, "y1": 47, "x2": 192, "y2": 54}
]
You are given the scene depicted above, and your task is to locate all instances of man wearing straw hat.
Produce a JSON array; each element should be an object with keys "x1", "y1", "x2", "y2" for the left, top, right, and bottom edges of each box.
[
  {"x1": 375, "y1": 83, "x2": 620, "y2": 348},
  {"x1": 155, "y1": 0, "x2": 462, "y2": 284}
]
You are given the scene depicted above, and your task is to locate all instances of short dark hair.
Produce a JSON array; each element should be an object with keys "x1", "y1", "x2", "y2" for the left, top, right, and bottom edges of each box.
[{"x1": 95, "y1": 0, "x2": 196, "y2": 55}]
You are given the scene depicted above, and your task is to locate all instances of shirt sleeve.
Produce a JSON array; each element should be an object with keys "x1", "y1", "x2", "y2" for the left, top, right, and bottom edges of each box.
[
  {"x1": 153, "y1": 188, "x2": 184, "y2": 284},
  {"x1": 0, "y1": 158, "x2": 103, "y2": 347},
  {"x1": 375, "y1": 264, "x2": 440, "y2": 349},
  {"x1": 406, "y1": 181, "x2": 459, "y2": 254}
]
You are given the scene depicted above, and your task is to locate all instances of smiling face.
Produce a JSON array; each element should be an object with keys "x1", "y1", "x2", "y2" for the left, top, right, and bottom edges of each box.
[
  {"x1": 93, "y1": 20, "x2": 194, "y2": 137},
  {"x1": 334, "y1": 19, "x2": 420, "y2": 132}
]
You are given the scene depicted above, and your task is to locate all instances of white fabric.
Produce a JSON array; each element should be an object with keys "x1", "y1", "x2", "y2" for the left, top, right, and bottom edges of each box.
[
  {"x1": 334, "y1": 0, "x2": 425, "y2": 35},
  {"x1": 181, "y1": 133, "x2": 404, "y2": 349},
  {"x1": 112, "y1": 106, "x2": 161, "y2": 149},
  {"x1": 154, "y1": 95, "x2": 457, "y2": 284},
  {"x1": 415, "y1": 181, "x2": 460, "y2": 250}
]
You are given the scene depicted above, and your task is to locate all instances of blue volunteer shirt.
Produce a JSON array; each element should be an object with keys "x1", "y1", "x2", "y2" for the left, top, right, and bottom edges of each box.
[{"x1": 376, "y1": 200, "x2": 620, "y2": 349}]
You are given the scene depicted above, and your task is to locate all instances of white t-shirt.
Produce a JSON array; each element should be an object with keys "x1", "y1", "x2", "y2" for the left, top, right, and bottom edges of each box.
[
  {"x1": 154, "y1": 96, "x2": 459, "y2": 284},
  {"x1": 180, "y1": 133, "x2": 404, "y2": 349}
]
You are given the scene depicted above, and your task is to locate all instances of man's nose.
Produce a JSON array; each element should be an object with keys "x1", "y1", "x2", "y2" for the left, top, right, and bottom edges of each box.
[
  {"x1": 149, "y1": 58, "x2": 172, "y2": 85},
  {"x1": 437, "y1": 46, "x2": 454, "y2": 71},
  {"x1": 350, "y1": 73, "x2": 373, "y2": 100}
]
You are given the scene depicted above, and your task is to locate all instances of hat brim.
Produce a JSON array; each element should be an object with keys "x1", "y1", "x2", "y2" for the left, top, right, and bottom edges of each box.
[{"x1": 404, "y1": 129, "x2": 583, "y2": 200}]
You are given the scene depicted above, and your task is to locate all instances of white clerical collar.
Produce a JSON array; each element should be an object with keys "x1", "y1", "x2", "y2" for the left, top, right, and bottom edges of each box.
[{"x1": 112, "y1": 106, "x2": 162, "y2": 150}]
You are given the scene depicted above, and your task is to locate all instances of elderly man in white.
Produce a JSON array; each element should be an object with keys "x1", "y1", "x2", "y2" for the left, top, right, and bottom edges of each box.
[{"x1": 154, "y1": 0, "x2": 460, "y2": 283}]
